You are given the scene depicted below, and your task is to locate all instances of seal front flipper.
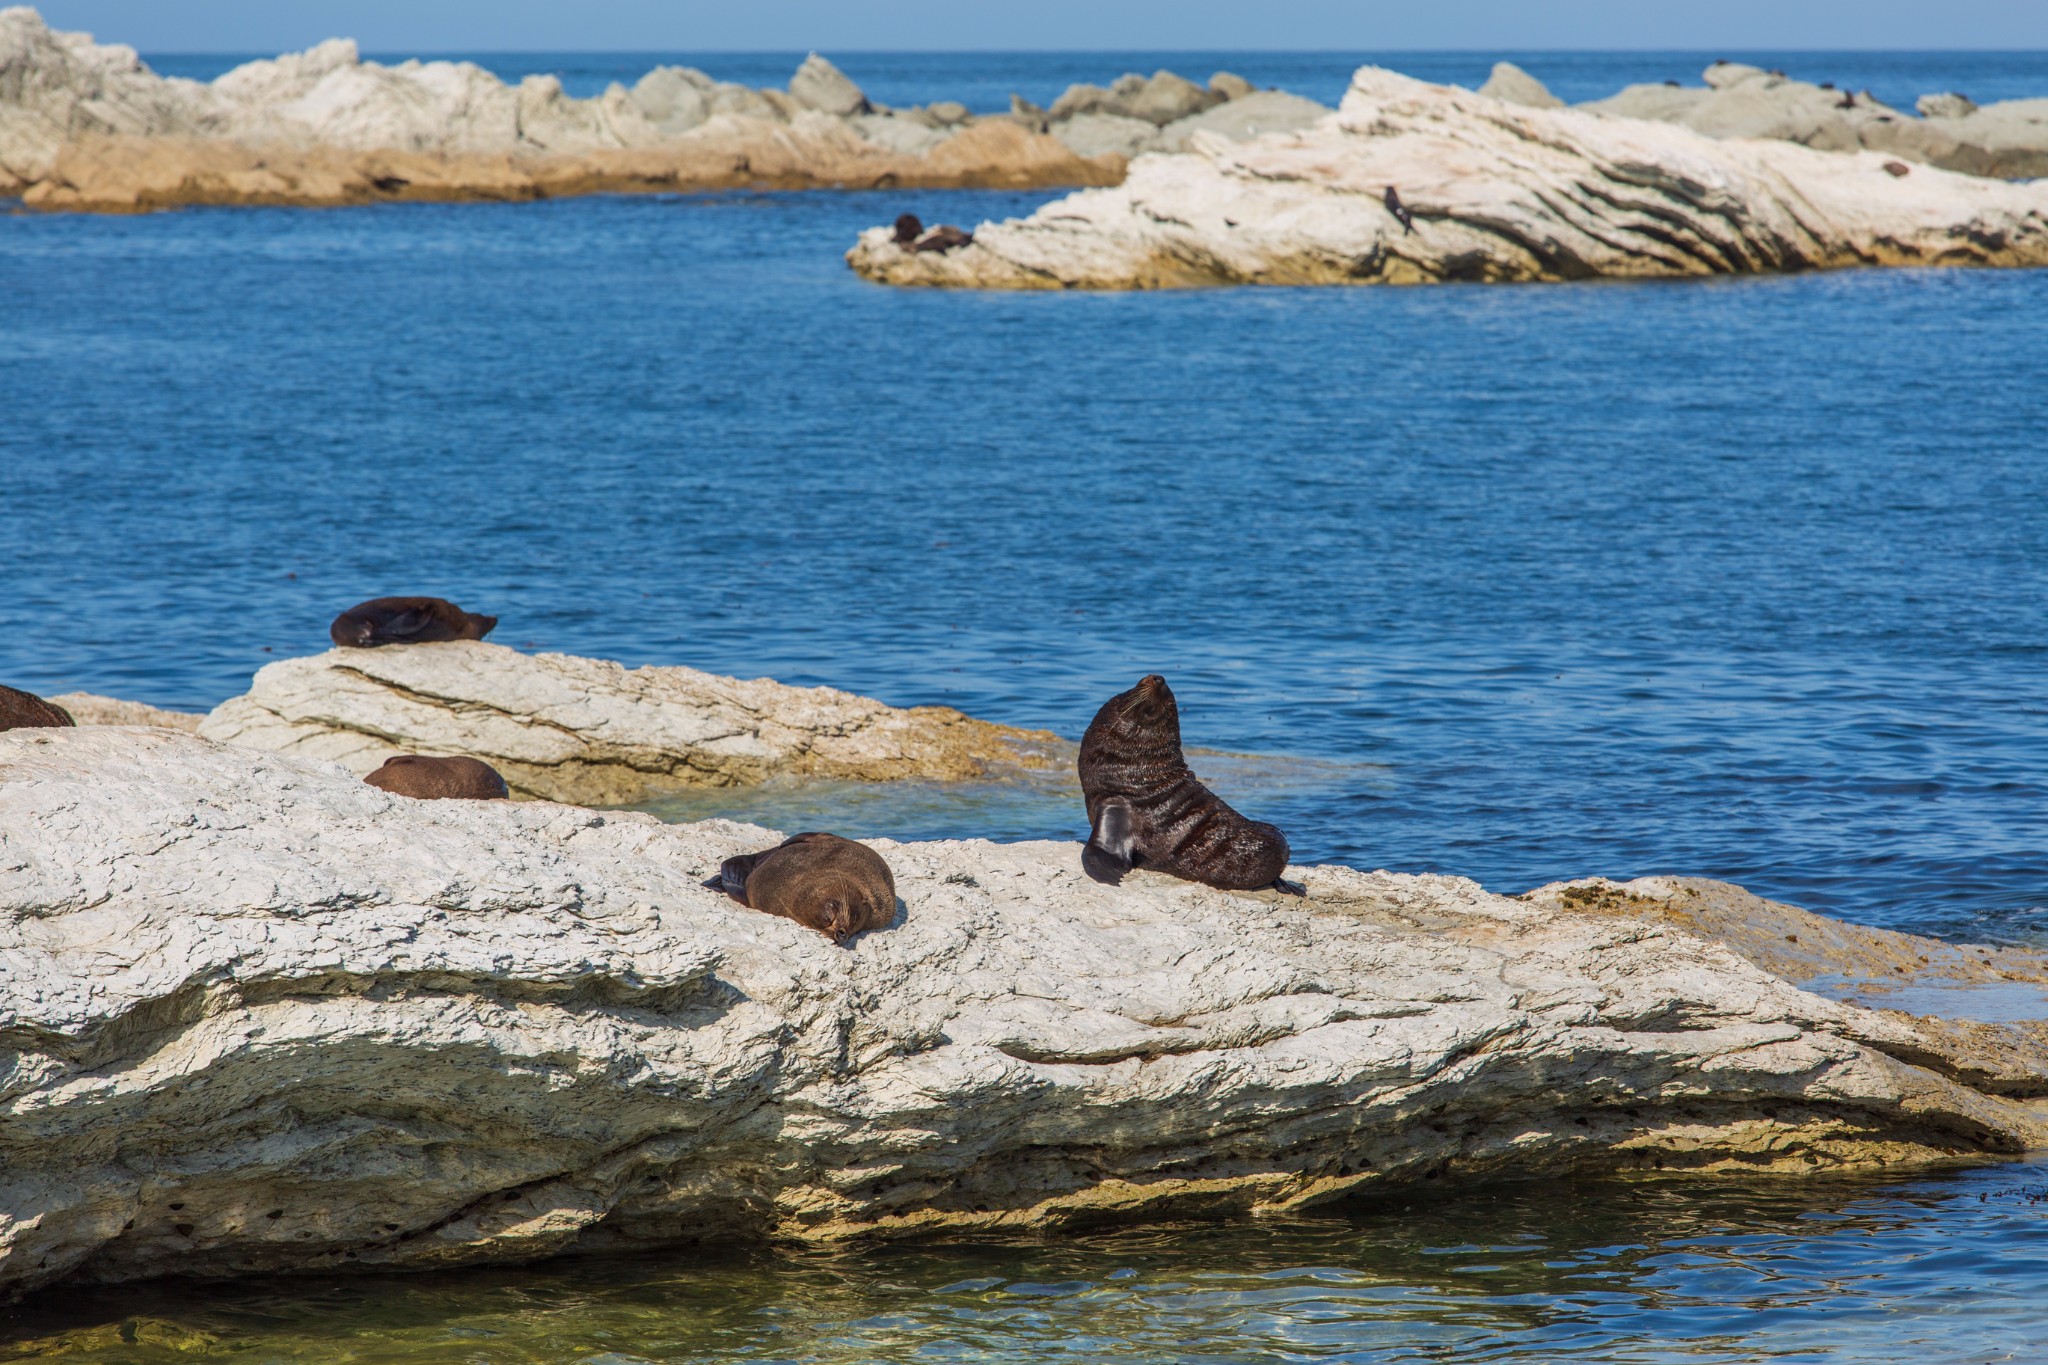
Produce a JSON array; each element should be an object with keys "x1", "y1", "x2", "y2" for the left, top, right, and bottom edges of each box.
[
  {"x1": 1082, "y1": 799, "x2": 1136, "y2": 885},
  {"x1": 1270, "y1": 877, "x2": 1307, "y2": 897}
]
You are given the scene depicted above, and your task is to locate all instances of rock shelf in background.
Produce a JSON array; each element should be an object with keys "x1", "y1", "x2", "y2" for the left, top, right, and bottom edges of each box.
[
  {"x1": 847, "y1": 69, "x2": 2048, "y2": 289},
  {"x1": 196, "y1": 642, "x2": 1060, "y2": 804},
  {"x1": 0, "y1": 728, "x2": 2043, "y2": 1302}
]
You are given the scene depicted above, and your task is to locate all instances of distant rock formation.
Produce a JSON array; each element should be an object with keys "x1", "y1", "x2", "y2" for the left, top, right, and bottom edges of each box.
[
  {"x1": 0, "y1": 9, "x2": 1310, "y2": 211},
  {"x1": 848, "y1": 69, "x2": 2048, "y2": 290},
  {"x1": 2, "y1": 726, "x2": 2043, "y2": 1302},
  {"x1": 1476, "y1": 60, "x2": 1563, "y2": 109},
  {"x1": 197, "y1": 642, "x2": 1060, "y2": 804},
  {"x1": 1582, "y1": 61, "x2": 2048, "y2": 181}
]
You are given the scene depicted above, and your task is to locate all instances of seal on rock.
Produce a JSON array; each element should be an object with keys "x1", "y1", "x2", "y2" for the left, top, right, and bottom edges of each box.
[
  {"x1": 914, "y1": 224, "x2": 974, "y2": 253},
  {"x1": 330, "y1": 597, "x2": 497, "y2": 648},
  {"x1": 1383, "y1": 185, "x2": 1415, "y2": 234},
  {"x1": 704, "y1": 832, "x2": 897, "y2": 945},
  {"x1": 1077, "y1": 674, "x2": 1300, "y2": 894},
  {"x1": 0, "y1": 684, "x2": 74, "y2": 731},
  {"x1": 893, "y1": 213, "x2": 924, "y2": 246},
  {"x1": 364, "y1": 754, "x2": 510, "y2": 800}
]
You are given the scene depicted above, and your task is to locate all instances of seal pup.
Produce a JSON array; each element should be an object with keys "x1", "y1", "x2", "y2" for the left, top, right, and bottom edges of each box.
[
  {"x1": 364, "y1": 754, "x2": 509, "y2": 800},
  {"x1": 1077, "y1": 674, "x2": 1300, "y2": 894},
  {"x1": 704, "y1": 832, "x2": 896, "y2": 946},
  {"x1": 0, "y1": 684, "x2": 74, "y2": 731},
  {"x1": 1383, "y1": 186, "x2": 1415, "y2": 235},
  {"x1": 330, "y1": 596, "x2": 496, "y2": 648}
]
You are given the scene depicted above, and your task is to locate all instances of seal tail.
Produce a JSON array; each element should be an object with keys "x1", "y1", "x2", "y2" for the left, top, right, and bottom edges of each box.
[{"x1": 1081, "y1": 799, "x2": 1136, "y2": 886}]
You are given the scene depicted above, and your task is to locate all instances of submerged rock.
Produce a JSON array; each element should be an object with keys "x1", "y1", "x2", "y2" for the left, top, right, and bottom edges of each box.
[
  {"x1": 196, "y1": 642, "x2": 1060, "y2": 804},
  {"x1": 848, "y1": 69, "x2": 2048, "y2": 290},
  {"x1": 0, "y1": 727, "x2": 2042, "y2": 1302}
]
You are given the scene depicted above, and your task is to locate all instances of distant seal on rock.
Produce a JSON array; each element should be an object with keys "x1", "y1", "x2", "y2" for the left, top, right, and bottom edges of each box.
[
  {"x1": 893, "y1": 213, "x2": 924, "y2": 246},
  {"x1": 704, "y1": 832, "x2": 896, "y2": 945},
  {"x1": 1383, "y1": 185, "x2": 1415, "y2": 234},
  {"x1": 1883, "y1": 160, "x2": 1911, "y2": 177},
  {"x1": 330, "y1": 597, "x2": 497, "y2": 648},
  {"x1": 0, "y1": 684, "x2": 74, "y2": 731},
  {"x1": 364, "y1": 754, "x2": 509, "y2": 800},
  {"x1": 1077, "y1": 674, "x2": 1299, "y2": 894},
  {"x1": 913, "y1": 224, "x2": 974, "y2": 253}
]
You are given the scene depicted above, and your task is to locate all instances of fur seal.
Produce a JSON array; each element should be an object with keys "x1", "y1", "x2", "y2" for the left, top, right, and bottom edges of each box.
[
  {"x1": 704, "y1": 832, "x2": 896, "y2": 946},
  {"x1": 893, "y1": 213, "x2": 924, "y2": 246},
  {"x1": 912, "y1": 224, "x2": 974, "y2": 254},
  {"x1": 1383, "y1": 185, "x2": 1415, "y2": 235},
  {"x1": 1883, "y1": 160, "x2": 1911, "y2": 177},
  {"x1": 364, "y1": 754, "x2": 509, "y2": 800},
  {"x1": 0, "y1": 684, "x2": 74, "y2": 732},
  {"x1": 1077, "y1": 674, "x2": 1300, "y2": 894},
  {"x1": 330, "y1": 597, "x2": 496, "y2": 648}
]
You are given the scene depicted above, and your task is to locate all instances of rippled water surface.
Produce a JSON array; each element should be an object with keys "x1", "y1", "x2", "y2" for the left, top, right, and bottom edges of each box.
[
  {"x1": 10, "y1": 1162, "x2": 2048, "y2": 1363},
  {"x1": 4, "y1": 50, "x2": 2048, "y2": 1357}
]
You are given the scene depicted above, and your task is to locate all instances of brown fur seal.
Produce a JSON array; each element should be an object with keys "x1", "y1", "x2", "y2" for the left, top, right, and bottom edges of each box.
[
  {"x1": 330, "y1": 597, "x2": 496, "y2": 648},
  {"x1": 364, "y1": 754, "x2": 509, "y2": 800},
  {"x1": 703, "y1": 832, "x2": 896, "y2": 946},
  {"x1": 1078, "y1": 674, "x2": 1300, "y2": 894},
  {"x1": 893, "y1": 213, "x2": 923, "y2": 246},
  {"x1": 0, "y1": 684, "x2": 74, "y2": 731},
  {"x1": 912, "y1": 224, "x2": 974, "y2": 254}
]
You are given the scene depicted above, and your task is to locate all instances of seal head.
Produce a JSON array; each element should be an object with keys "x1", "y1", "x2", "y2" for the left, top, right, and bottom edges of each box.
[
  {"x1": 364, "y1": 754, "x2": 510, "y2": 800},
  {"x1": 704, "y1": 832, "x2": 896, "y2": 946},
  {"x1": 330, "y1": 597, "x2": 497, "y2": 648},
  {"x1": 893, "y1": 213, "x2": 923, "y2": 246},
  {"x1": 1077, "y1": 674, "x2": 1297, "y2": 893},
  {"x1": 0, "y1": 684, "x2": 75, "y2": 732}
]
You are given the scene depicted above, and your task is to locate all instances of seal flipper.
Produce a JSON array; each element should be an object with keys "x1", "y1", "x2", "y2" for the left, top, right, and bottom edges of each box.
[
  {"x1": 1082, "y1": 799, "x2": 1136, "y2": 885},
  {"x1": 1270, "y1": 877, "x2": 1307, "y2": 897},
  {"x1": 703, "y1": 852, "x2": 764, "y2": 906}
]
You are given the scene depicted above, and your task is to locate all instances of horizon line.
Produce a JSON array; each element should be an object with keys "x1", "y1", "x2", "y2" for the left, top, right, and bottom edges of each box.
[{"x1": 130, "y1": 44, "x2": 2048, "y2": 56}]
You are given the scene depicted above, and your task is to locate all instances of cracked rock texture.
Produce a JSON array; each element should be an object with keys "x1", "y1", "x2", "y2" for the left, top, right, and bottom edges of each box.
[
  {"x1": 196, "y1": 643, "x2": 1061, "y2": 805},
  {"x1": 2, "y1": 728, "x2": 2045, "y2": 1302},
  {"x1": 847, "y1": 68, "x2": 2048, "y2": 289},
  {"x1": 45, "y1": 693, "x2": 201, "y2": 731}
]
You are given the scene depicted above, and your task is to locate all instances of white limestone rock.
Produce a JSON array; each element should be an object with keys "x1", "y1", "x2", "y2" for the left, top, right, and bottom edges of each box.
[
  {"x1": 196, "y1": 643, "x2": 1059, "y2": 805},
  {"x1": 0, "y1": 727, "x2": 2041, "y2": 1301},
  {"x1": 1050, "y1": 110, "x2": 1160, "y2": 159},
  {"x1": 44, "y1": 692, "x2": 201, "y2": 731},
  {"x1": 1476, "y1": 61, "x2": 1563, "y2": 109},
  {"x1": 1151, "y1": 89, "x2": 1331, "y2": 153},
  {"x1": 848, "y1": 68, "x2": 2048, "y2": 290},
  {"x1": 788, "y1": 53, "x2": 869, "y2": 117}
]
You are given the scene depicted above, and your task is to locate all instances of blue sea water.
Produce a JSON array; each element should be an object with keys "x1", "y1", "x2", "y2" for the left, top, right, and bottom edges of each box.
[{"x1": 3, "y1": 49, "x2": 2048, "y2": 1360}]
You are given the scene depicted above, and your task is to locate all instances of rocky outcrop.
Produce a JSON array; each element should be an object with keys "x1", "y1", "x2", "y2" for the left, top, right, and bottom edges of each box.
[
  {"x1": 848, "y1": 69, "x2": 2048, "y2": 290},
  {"x1": 1041, "y1": 71, "x2": 1330, "y2": 160},
  {"x1": 195, "y1": 643, "x2": 1060, "y2": 805},
  {"x1": 1477, "y1": 61, "x2": 1563, "y2": 109},
  {"x1": 0, "y1": 10, "x2": 1122, "y2": 209},
  {"x1": 1583, "y1": 61, "x2": 2048, "y2": 181},
  {"x1": 0, "y1": 727, "x2": 2043, "y2": 1302},
  {"x1": 0, "y1": 10, "x2": 1310, "y2": 211},
  {"x1": 44, "y1": 692, "x2": 201, "y2": 731}
]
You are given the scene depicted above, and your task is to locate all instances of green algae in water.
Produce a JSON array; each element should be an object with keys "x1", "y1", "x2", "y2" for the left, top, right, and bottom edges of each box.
[{"x1": 10, "y1": 1163, "x2": 2048, "y2": 1363}]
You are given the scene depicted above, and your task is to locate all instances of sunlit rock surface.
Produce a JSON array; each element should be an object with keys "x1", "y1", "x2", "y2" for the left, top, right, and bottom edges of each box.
[
  {"x1": 848, "y1": 69, "x2": 2048, "y2": 289},
  {"x1": 197, "y1": 643, "x2": 1060, "y2": 804},
  {"x1": 1, "y1": 728, "x2": 2043, "y2": 1302}
]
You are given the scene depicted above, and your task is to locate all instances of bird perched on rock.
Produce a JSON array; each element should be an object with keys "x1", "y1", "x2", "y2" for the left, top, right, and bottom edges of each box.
[
  {"x1": 1383, "y1": 185, "x2": 1415, "y2": 234},
  {"x1": 1836, "y1": 92, "x2": 1858, "y2": 109}
]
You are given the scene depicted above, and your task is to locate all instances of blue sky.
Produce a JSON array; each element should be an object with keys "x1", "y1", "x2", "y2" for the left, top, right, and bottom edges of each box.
[{"x1": 34, "y1": 1, "x2": 2048, "y2": 52}]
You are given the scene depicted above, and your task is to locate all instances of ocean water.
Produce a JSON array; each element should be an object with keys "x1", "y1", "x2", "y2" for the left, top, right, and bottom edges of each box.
[{"x1": 3, "y1": 49, "x2": 2048, "y2": 1358}]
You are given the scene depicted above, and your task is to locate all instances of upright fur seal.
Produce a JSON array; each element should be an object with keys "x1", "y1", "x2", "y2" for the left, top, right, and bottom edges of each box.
[
  {"x1": 1383, "y1": 185, "x2": 1415, "y2": 235},
  {"x1": 364, "y1": 754, "x2": 509, "y2": 800},
  {"x1": 330, "y1": 597, "x2": 496, "y2": 648},
  {"x1": 1077, "y1": 674, "x2": 1299, "y2": 894},
  {"x1": 893, "y1": 213, "x2": 924, "y2": 246},
  {"x1": 0, "y1": 684, "x2": 74, "y2": 731},
  {"x1": 704, "y1": 832, "x2": 896, "y2": 946}
]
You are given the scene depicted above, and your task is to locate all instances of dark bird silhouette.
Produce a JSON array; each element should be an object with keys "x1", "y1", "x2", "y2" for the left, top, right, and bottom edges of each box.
[
  {"x1": 1383, "y1": 185, "x2": 1415, "y2": 235},
  {"x1": 1837, "y1": 92, "x2": 1858, "y2": 109}
]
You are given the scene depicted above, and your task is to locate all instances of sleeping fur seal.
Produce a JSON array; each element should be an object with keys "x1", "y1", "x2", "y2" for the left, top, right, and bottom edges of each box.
[
  {"x1": 0, "y1": 684, "x2": 74, "y2": 731},
  {"x1": 364, "y1": 754, "x2": 509, "y2": 800},
  {"x1": 330, "y1": 597, "x2": 496, "y2": 648},
  {"x1": 704, "y1": 832, "x2": 896, "y2": 946},
  {"x1": 1078, "y1": 674, "x2": 1299, "y2": 894}
]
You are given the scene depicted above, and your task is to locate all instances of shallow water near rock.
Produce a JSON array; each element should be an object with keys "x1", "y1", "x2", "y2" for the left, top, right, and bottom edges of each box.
[
  {"x1": 8, "y1": 1161, "x2": 2048, "y2": 1362},
  {"x1": 3, "y1": 48, "x2": 2047, "y2": 1354}
]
